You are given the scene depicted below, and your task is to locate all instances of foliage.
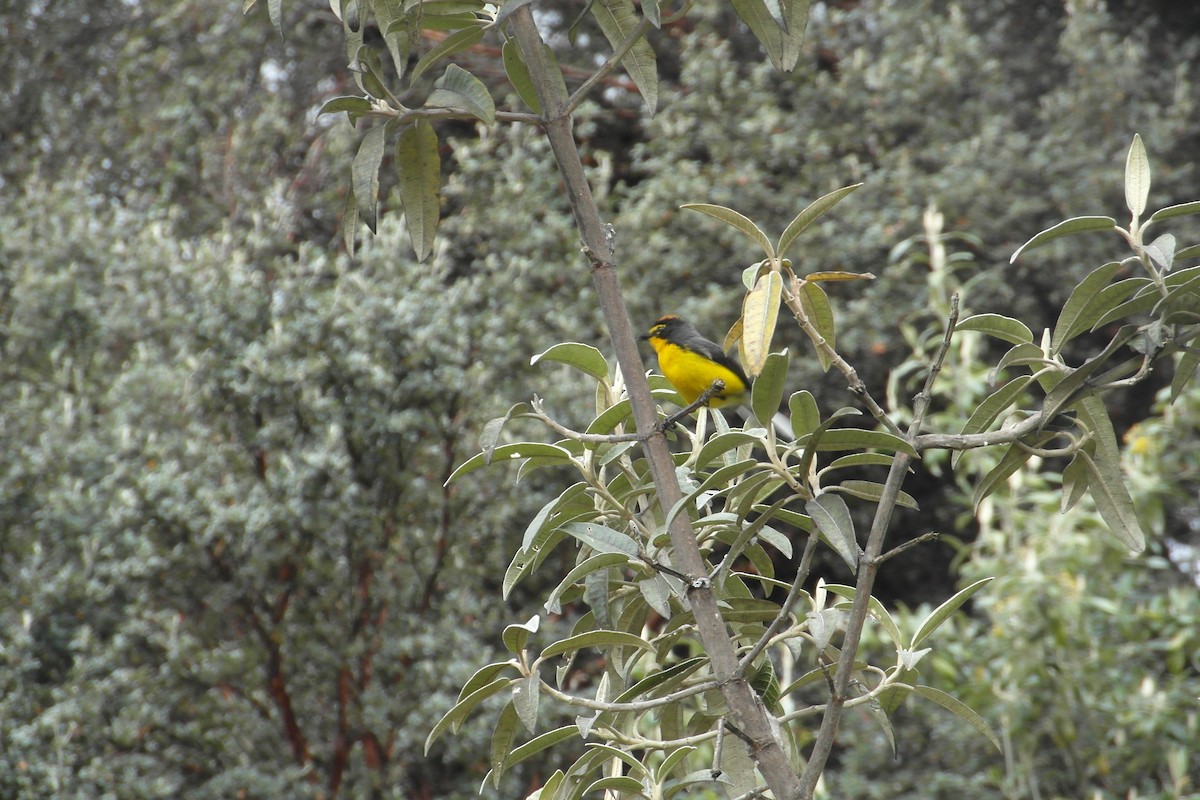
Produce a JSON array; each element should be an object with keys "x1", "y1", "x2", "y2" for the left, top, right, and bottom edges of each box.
[{"x1": 3, "y1": 0, "x2": 1200, "y2": 798}]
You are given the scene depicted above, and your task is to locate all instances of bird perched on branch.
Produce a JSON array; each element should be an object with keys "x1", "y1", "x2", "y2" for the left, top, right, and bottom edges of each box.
[{"x1": 640, "y1": 315, "x2": 751, "y2": 410}]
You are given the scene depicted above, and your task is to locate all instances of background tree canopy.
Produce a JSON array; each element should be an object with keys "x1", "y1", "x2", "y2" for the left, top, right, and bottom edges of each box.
[{"x1": 1, "y1": 0, "x2": 1198, "y2": 798}]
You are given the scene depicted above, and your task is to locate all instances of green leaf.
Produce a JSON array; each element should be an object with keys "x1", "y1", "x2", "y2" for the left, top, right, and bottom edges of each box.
[
  {"x1": 1052, "y1": 262, "x2": 1124, "y2": 352},
  {"x1": 681, "y1": 203, "x2": 774, "y2": 256},
  {"x1": 559, "y1": 521, "x2": 640, "y2": 556},
  {"x1": 447, "y1": 442, "x2": 574, "y2": 483},
  {"x1": 457, "y1": 661, "x2": 520, "y2": 704},
  {"x1": 502, "y1": 728, "x2": 577, "y2": 771},
  {"x1": 952, "y1": 376, "x2": 1032, "y2": 469},
  {"x1": 731, "y1": 0, "x2": 810, "y2": 72},
  {"x1": 502, "y1": 38, "x2": 541, "y2": 113},
  {"x1": 425, "y1": 63, "x2": 496, "y2": 124},
  {"x1": 540, "y1": 629, "x2": 654, "y2": 660},
  {"x1": 822, "y1": 584, "x2": 902, "y2": 645},
  {"x1": 479, "y1": 402, "x2": 529, "y2": 465},
  {"x1": 341, "y1": 185, "x2": 358, "y2": 257},
  {"x1": 830, "y1": 480, "x2": 918, "y2": 510},
  {"x1": 971, "y1": 441, "x2": 1038, "y2": 511},
  {"x1": 1061, "y1": 451, "x2": 1090, "y2": 513},
  {"x1": 352, "y1": 124, "x2": 387, "y2": 234},
  {"x1": 752, "y1": 349, "x2": 789, "y2": 426},
  {"x1": 777, "y1": 184, "x2": 863, "y2": 259},
  {"x1": 268, "y1": 0, "x2": 282, "y2": 37},
  {"x1": 955, "y1": 313, "x2": 1033, "y2": 345},
  {"x1": 741, "y1": 272, "x2": 783, "y2": 377},
  {"x1": 513, "y1": 672, "x2": 540, "y2": 732},
  {"x1": 788, "y1": 390, "x2": 820, "y2": 439},
  {"x1": 1143, "y1": 233, "x2": 1176, "y2": 272},
  {"x1": 1010, "y1": 216, "x2": 1118, "y2": 263},
  {"x1": 395, "y1": 119, "x2": 441, "y2": 261},
  {"x1": 1125, "y1": 133, "x2": 1150, "y2": 219},
  {"x1": 821, "y1": 452, "x2": 895, "y2": 472},
  {"x1": 425, "y1": 676, "x2": 511, "y2": 753},
  {"x1": 1171, "y1": 348, "x2": 1200, "y2": 403},
  {"x1": 543, "y1": 552, "x2": 629, "y2": 614},
  {"x1": 798, "y1": 280, "x2": 835, "y2": 371},
  {"x1": 1079, "y1": 451, "x2": 1145, "y2": 551},
  {"x1": 319, "y1": 95, "x2": 375, "y2": 116},
  {"x1": 656, "y1": 746, "x2": 697, "y2": 781},
  {"x1": 1084, "y1": 277, "x2": 1154, "y2": 330},
  {"x1": 531, "y1": 341, "x2": 609, "y2": 380},
  {"x1": 799, "y1": 428, "x2": 917, "y2": 456},
  {"x1": 913, "y1": 685, "x2": 1001, "y2": 752},
  {"x1": 502, "y1": 614, "x2": 540, "y2": 655},
  {"x1": 1039, "y1": 326, "x2": 1138, "y2": 429},
  {"x1": 583, "y1": 777, "x2": 647, "y2": 795},
  {"x1": 910, "y1": 577, "x2": 994, "y2": 649},
  {"x1": 591, "y1": 0, "x2": 658, "y2": 114},
  {"x1": 1148, "y1": 200, "x2": 1200, "y2": 224},
  {"x1": 488, "y1": 702, "x2": 520, "y2": 785},
  {"x1": 807, "y1": 493, "x2": 858, "y2": 569},
  {"x1": 411, "y1": 24, "x2": 486, "y2": 82}
]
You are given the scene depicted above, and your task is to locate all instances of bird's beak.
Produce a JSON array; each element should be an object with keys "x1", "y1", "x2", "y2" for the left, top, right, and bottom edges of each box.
[{"x1": 638, "y1": 331, "x2": 650, "y2": 341}]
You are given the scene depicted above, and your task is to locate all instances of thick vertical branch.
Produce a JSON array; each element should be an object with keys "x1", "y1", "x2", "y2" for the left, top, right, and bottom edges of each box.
[
  {"x1": 795, "y1": 295, "x2": 960, "y2": 799},
  {"x1": 508, "y1": 10, "x2": 802, "y2": 798}
]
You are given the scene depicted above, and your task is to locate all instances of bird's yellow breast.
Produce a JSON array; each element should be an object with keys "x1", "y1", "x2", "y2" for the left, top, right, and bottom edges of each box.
[{"x1": 650, "y1": 339, "x2": 748, "y2": 408}]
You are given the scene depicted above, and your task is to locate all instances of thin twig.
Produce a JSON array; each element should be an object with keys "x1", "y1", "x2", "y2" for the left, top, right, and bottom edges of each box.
[
  {"x1": 736, "y1": 530, "x2": 821, "y2": 675},
  {"x1": 563, "y1": 16, "x2": 655, "y2": 117},
  {"x1": 874, "y1": 531, "x2": 940, "y2": 565}
]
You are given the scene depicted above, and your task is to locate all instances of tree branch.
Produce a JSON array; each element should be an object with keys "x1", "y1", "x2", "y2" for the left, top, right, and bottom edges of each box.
[{"x1": 507, "y1": 9, "x2": 802, "y2": 798}]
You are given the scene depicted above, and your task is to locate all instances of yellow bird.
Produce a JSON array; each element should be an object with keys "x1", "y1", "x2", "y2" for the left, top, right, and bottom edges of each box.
[{"x1": 640, "y1": 315, "x2": 751, "y2": 410}]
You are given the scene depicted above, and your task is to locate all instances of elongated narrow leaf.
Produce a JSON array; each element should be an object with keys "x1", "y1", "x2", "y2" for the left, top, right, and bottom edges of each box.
[
  {"x1": 830, "y1": 480, "x2": 919, "y2": 510},
  {"x1": 480, "y1": 402, "x2": 529, "y2": 465},
  {"x1": 1125, "y1": 133, "x2": 1150, "y2": 219},
  {"x1": 1061, "y1": 450, "x2": 1090, "y2": 513},
  {"x1": 1079, "y1": 451, "x2": 1145, "y2": 551},
  {"x1": 972, "y1": 441, "x2": 1038, "y2": 511},
  {"x1": 591, "y1": 0, "x2": 658, "y2": 114},
  {"x1": 1052, "y1": 262, "x2": 1124, "y2": 352},
  {"x1": 913, "y1": 685, "x2": 1001, "y2": 752},
  {"x1": 955, "y1": 313, "x2": 1033, "y2": 345},
  {"x1": 319, "y1": 95, "x2": 375, "y2": 115},
  {"x1": 682, "y1": 203, "x2": 774, "y2": 255},
  {"x1": 268, "y1": 0, "x2": 282, "y2": 37},
  {"x1": 425, "y1": 63, "x2": 496, "y2": 124},
  {"x1": 559, "y1": 522, "x2": 640, "y2": 556},
  {"x1": 488, "y1": 702, "x2": 520, "y2": 785},
  {"x1": 657, "y1": 746, "x2": 697, "y2": 781},
  {"x1": 741, "y1": 271, "x2": 783, "y2": 376},
  {"x1": 501, "y1": 38, "x2": 541, "y2": 113},
  {"x1": 513, "y1": 672, "x2": 540, "y2": 732},
  {"x1": 1039, "y1": 326, "x2": 1138, "y2": 429},
  {"x1": 395, "y1": 120, "x2": 441, "y2": 261},
  {"x1": 540, "y1": 630, "x2": 654, "y2": 660},
  {"x1": 1171, "y1": 348, "x2": 1200, "y2": 403},
  {"x1": 1010, "y1": 216, "x2": 1118, "y2": 263},
  {"x1": 341, "y1": 185, "x2": 358, "y2": 257},
  {"x1": 1143, "y1": 233, "x2": 1176, "y2": 272},
  {"x1": 411, "y1": 24, "x2": 486, "y2": 82},
  {"x1": 752, "y1": 349, "x2": 789, "y2": 425},
  {"x1": 953, "y1": 376, "x2": 1032, "y2": 468},
  {"x1": 1148, "y1": 200, "x2": 1200, "y2": 224},
  {"x1": 777, "y1": 183, "x2": 863, "y2": 258},
  {"x1": 801, "y1": 428, "x2": 917, "y2": 456},
  {"x1": 352, "y1": 124, "x2": 387, "y2": 233},
  {"x1": 789, "y1": 390, "x2": 820, "y2": 439},
  {"x1": 807, "y1": 493, "x2": 858, "y2": 569},
  {"x1": 910, "y1": 577, "x2": 994, "y2": 648},
  {"x1": 731, "y1": 0, "x2": 810, "y2": 72},
  {"x1": 502, "y1": 728, "x2": 577, "y2": 771},
  {"x1": 531, "y1": 341, "x2": 609, "y2": 380},
  {"x1": 425, "y1": 677, "x2": 511, "y2": 753},
  {"x1": 544, "y1": 553, "x2": 628, "y2": 614},
  {"x1": 799, "y1": 280, "x2": 836, "y2": 371},
  {"x1": 447, "y1": 442, "x2": 573, "y2": 483}
]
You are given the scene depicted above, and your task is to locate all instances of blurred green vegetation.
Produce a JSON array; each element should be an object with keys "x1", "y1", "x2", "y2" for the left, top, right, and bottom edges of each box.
[{"x1": 1, "y1": 0, "x2": 1198, "y2": 797}]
